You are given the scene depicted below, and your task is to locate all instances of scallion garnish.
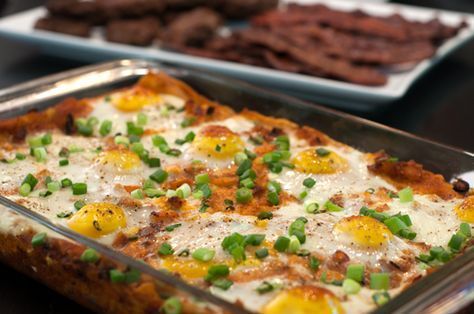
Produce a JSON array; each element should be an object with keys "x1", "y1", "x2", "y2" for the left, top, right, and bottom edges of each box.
[
  {"x1": 303, "y1": 178, "x2": 316, "y2": 188},
  {"x1": 370, "y1": 273, "x2": 390, "y2": 290},
  {"x1": 80, "y1": 248, "x2": 100, "y2": 263},
  {"x1": 192, "y1": 247, "x2": 215, "y2": 262},
  {"x1": 72, "y1": 183, "x2": 87, "y2": 195},
  {"x1": 158, "y1": 243, "x2": 174, "y2": 256}
]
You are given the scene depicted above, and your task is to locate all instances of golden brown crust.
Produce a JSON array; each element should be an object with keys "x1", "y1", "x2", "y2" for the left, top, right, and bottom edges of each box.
[
  {"x1": 0, "y1": 230, "x2": 164, "y2": 314},
  {"x1": 368, "y1": 152, "x2": 460, "y2": 200},
  {"x1": 0, "y1": 98, "x2": 92, "y2": 143}
]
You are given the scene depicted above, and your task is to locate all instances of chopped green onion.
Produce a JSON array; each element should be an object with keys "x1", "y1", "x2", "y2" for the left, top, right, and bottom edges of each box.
[
  {"x1": 114, "y1": 135, "x2": 130, "y2": 146},
  {"x1": 384, "y1": 217, "x2": 408, "y2": 235},
  {"x1": 74, "y1": 200, "x2": 86, "y2": 210},
  {"x1": 448, "y1": 233, "x2": 466, "y2": 251},
  {"x1": 267, "y1": 191, "x2": 279, "y2": 206},
  {"x1": 72, "y1": 183, "x2": 87, "y2": 195},
  {"x1": 315, "y1": 148, "x2": 330, "y2": 156},
  {"x1": 59, "y1": 159, "x2": 69, "y2": 167},
  {"x1": 399, "y1": 229, "x2": 417, "y2": 240},
  {"x1": 255, "y1": 248, "x2": 269, "y2": 259},
  {"x1": 15, "y1": 152, "x2": 26, "y2": 160},
  {"x1": 195, "y1": 173, "x2": 210, "y2": 185},
  {"x1": 147, "y1": 157, "x2": 161, "y2": 168},
  {"x1": 131, "y1": 189, "x2": 144, "y2": 199},
  {"x1": 149, "y1": 168, "x2": 168, "y2": 183},
  {"x1": 28, "y1": 136, "x2": 43, "y2": 148},
  {"x1": 398, "y1": 187, "x2": 413, "y2": 203},
  {"x1": 305, "y1": 202, "x2": 319, "y2": 214},
  {"x1": 158, "y1": 243, "x2": 174, "y2": 256},
  {"x1": 176, "y1": 183, "x2": 191, "y2": 199},
  {"x1": 240, "y1": 178, "x2": 255, "y2": 189},
  {"x1": 346, "y1": 264, "x2": 364, "y2": 283},
  {"x1": 75, "y1": 119, "x2": 93, "y2": 136},
  {"x1": 136, "y1": 113, "x2": 148, "y2": 126},
  {"x1": 249, "y1": 135, "x2": 264, "y2": 145},
  {"x1": 309, "y1": 256, "x2": 320, "y2": 271},
  {"x1": 236, "y1": 187, "x2": 253, "y2": 204},
  {"x1": 215, "y1": 144, "x2": 222, "y2": 152},
  {"x1": 370, "y1": 273, "x2": 390, "y2": 290},
  {"x1": 299, "y1": 190, "x2": 308, "y2": 199},
  {"x1": 99, "y1": 120, "x2": 112, "y2": 136},
  {"x1": 180, "y1": 117, "x2": 196, "y2": 128},
  {"x1": 130, "y1": 142, "x2": 144, "y2": 155},
  {"x1": 256, "y1": 281, "x2": 282, "y2": 294},
  {"x1": 212, "y1": 278, "x2": 233, "y2": 290},
  {"x1": 257, "y1": 211, "x2": 273, "y2": 220},
  {"x1": 324, "y1": 200, "x2": 344, "y2": 212},
  {"x1": 80, "y1": 248, "x2": 100, "y2": 263},
  {"x1": 460, "y1": 223, "x2": 471, "y2": 238},
  {"x1": 192, "y1": 248, "x2": 215, "y2": 262},
  {"x1": 234, "y1": 152, "x2": 248, "y2": 165},
  {"x1": 288, "y1": 235, "x2": 301, "y2": 253},
  {"x1": 22, "y1": 173, "x2": 38, "y2": 189},
  {"x1": 144, "y1": 188, "x2": 165, "y2": 198},
  {"x1": 109, "y1": 269, "x2": 126, "y2": 283},
  {"x1": 56, "y1": 211, "x2": 73, "y2": 218},
  {"x1": 31, "y1": 232, "x2": 47, "y2": 247},
  {"x1": 41, "y1": 133, "x2": 52, "y2": 145},
  {"x1": 33, "y1": 147, "x2": 47, "y2": 162},
  {"x1": 19, "y1": 183, "x2": 31, "y2": 196},
  {"x1": 243, "y1": 234, "x2": 265, "y2": 246},
  {"x1": 289, "y1": 218, "x2": 306, "y2": 244},
  {"x1": 236, "y1": 159, "x2": 252, "y2": 176},
  {"x1": 372, "y1": 291, "x2": 391, "y2": 307},
  {"x1": 162, "y1": 297, "x2": 182, "y2": 314},
  {"x1": 126, "y1": 121, "x2": 144, "y2": 136},
  {"x1": 47, "y1": 181, "x2": 61, "y2": 192},
  {"x1": 61, "y1": 178, "x2": 72, "y2": 188},
  {"x1": 303, "y1": 178, "x2": 316, "y2": 188},
  {"x1": 430, "y1": 246, "x2": 451, "y2": 262},
  {"x1": 165, "y1": 223, "x2": 182, "y2": 232},
  {"x1": 343, "y1": 278, "x2": 361, "y2": 295},
  {"x1": 273, "y1": 236, "x2": 290, "y2": 252},
  {"x1": 124, "y1": 268, "x2": 141, "y2": 283},
  {"x1": 244, "y1": 148, "x2": 257, "y2": 160},
  {"x1": 206, "y1": 264, "x2": 230, "y2": 280}
]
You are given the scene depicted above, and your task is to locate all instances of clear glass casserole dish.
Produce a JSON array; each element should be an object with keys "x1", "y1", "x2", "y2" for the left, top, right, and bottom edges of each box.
[{"x1": 0, "y1": 60, "x2": 472, "y2": 314}]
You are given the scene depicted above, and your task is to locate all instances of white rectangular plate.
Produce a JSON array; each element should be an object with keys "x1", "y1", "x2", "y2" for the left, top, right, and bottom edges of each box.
[{"x1": 0, "y1": 0, "x2": 473, "y2": 111}]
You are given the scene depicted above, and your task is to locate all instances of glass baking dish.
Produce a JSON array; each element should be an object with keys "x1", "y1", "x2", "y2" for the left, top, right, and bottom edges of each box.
[{"x1": 0, "y1": 59, "x2": 472, "y2": 314}]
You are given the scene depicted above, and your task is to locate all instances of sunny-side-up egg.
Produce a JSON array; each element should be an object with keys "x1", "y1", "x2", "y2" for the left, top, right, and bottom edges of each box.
[
  {"x1": 88, "y1": 89, "x2": 186, "y2": 135},
  {"x1": 271, "y1": 203, "x2": 416, "y2": 267},
  {"x1": 262, "y1": 286, "x2": 345, "y2": 314},
  {"x1": 93, "y1": 148, "x2": 147, "y2": 189},
  {"x1": 272, "y1": 144, "x2": 394, "y2": 205},
  {"x1": 454, "y1": 195, "x2": 474, "y2": 223},
  {"x1": 68, "y1": 202, "x2": 126, "y2": 238},
  {"x1": 156, "y1": 212, "x2": 265, "y2": 279},
  {"x1": 377, "y1": 194, "x2": 463, "y2": 247}
]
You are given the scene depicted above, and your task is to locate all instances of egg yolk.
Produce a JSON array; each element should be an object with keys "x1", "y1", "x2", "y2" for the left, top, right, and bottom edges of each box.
[
  {"x1": 193, "y1": 125, "x2": 244, "y2": 159},
  {"x1": 455, "y1": 196, "x2": 474, "y2": 223},
  {"x1": 334, "y1": 216, "x2": 392, "y2": 248},
  {"x1": 68, "y1": 202, "x2": 126, "y2": 238},
  {"x1": 292, "y1": 148, "x2": 347, "y2": 174},
  {"x1": 112, "y1": 89, "x2": 161, "y2": 112},
  {"x1": 98, "y1": 150, "x2": 141, "y2": 171},
  {"x1": 161, "y1": 257, "x2": 211, "y2": 279},
  {"x1": 162, "y1": 255, "x2": 261, "y2": 280},
  {"x1": 262, "y1": 286, "x2": 345, "y2": 314}
]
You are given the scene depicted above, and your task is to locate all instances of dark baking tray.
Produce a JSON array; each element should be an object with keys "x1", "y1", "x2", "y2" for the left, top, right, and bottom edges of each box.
[{"x1": 0, "y1": 59, "x2": 472, "y2": 314}]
